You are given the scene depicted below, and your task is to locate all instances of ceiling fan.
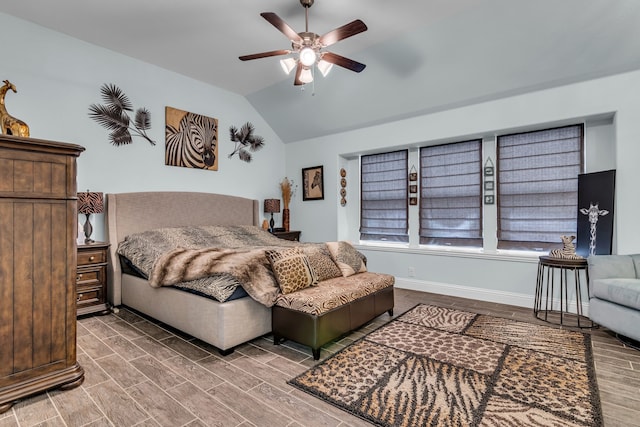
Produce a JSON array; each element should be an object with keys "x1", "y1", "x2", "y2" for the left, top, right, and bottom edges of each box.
[{"x1": 239, "y1": 0, "x2": 367, "y2": 86}]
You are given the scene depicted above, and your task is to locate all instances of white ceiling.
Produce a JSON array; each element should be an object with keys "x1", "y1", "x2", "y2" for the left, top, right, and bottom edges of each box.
[{"x1": 2, "y1": 0, "x2": 640, "y2": 142}]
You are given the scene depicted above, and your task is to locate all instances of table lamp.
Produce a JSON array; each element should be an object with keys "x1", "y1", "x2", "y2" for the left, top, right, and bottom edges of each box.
[
  {"x1": 77, "y1": 191, "x2": 104, "y2": 243},
  {"x1": 263, "y1": 199, "x2": 280, "y2": 233}
]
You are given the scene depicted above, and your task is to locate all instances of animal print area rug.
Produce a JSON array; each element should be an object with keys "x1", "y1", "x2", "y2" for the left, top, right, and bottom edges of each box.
[{"x1": 289, "y1": 304, "x2": 603, "y2": 427}]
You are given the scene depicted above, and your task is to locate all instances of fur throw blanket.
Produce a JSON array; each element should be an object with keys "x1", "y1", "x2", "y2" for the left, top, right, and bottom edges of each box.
[
  {"x1": 149, "y1": 246, "x2": 281, "y2": 306},
  {"x1": 117, "y1": 225, "x2": 298, "y2": 305}
]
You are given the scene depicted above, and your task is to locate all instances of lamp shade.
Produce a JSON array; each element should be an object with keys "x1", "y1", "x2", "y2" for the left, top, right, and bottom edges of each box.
[
  {"x1": 77, "y1": 191, "x2": 104, "y2": 214},
  {"x1": 280, "y1": 58, "x2": 296, "y2": 75},
  {"x1": 299, "y1": 68, "x2": 314, "y2": 84},
  {"x1": 317, "y1": 59, "x2": 333, "y2": 77},
  {"x1": 264, "y1": 199, "x2": 280, "y2": 214}
]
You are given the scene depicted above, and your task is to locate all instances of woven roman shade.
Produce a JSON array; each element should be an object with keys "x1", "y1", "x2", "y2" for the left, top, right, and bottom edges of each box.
[
  {"x1": 360, "y1": 150, "x2": 408, "y2": 242},
  {"x1": 497, "y1": 124, "x2": 583, "y2": 251},
  {"x1": 419, "y1": 140, "x2": 482, "y2": 247}
]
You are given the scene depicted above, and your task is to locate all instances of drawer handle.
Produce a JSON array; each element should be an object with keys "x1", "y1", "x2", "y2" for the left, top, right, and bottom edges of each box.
[
  {"x1": 89, "y1": 256, "x2": 96, "y2": 262},
  {"x1": 77, "y1": 273, "x2": 83, "y2": 280},
  {"x1": 77, "y1": 294, "x2": 83, "y2": 301}
]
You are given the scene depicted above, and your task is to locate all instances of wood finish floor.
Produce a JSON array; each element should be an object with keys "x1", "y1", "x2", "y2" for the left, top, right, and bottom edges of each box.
[{"x1": 1, "y1": 288, "x2": 638, "y2": 427}]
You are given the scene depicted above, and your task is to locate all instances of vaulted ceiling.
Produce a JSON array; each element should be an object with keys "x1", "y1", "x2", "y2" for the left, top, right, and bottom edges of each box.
[{"x1": 2, "y1": 0, "x2": 640, "y2": 142}]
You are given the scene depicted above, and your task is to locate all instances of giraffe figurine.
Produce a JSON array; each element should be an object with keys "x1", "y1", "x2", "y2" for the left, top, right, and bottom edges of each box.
[{"x1": 0, "y1": 80, "x2": 30, "y2": 137}]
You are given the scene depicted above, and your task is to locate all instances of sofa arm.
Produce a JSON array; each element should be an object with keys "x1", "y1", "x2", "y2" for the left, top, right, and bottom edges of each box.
[
  {"x1": 588, "y1": 255, "x2": 636, "y2": 281},
  {"x1": 632, "y1": 254, "x2": 640, "y2": 277}
]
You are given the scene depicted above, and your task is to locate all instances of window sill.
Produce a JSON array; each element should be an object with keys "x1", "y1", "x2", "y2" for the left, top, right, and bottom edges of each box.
[{"x1": 353, "y1": 242, "x2": 542, "y2": 264}]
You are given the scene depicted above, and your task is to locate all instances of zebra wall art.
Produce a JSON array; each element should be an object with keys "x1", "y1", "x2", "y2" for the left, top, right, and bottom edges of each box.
[{"x1": 165, "y1": 106, "x2": 218, "y2": 170}]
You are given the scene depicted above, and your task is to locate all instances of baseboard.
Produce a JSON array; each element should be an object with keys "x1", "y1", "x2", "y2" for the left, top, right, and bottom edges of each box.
[{"x1": 394, "y1": 277, "x2": 589, "y2": 316}]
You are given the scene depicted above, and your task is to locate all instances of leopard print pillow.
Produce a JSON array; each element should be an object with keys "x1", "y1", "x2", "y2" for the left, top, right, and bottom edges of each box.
[{"x1": 265, "y1": 247, "x2": 318, "y2": 294}]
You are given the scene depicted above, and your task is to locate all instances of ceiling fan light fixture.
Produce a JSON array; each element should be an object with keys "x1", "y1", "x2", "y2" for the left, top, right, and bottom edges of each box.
[
  {"x1": 299, "y1": 47, "x2": 317, "y2": 67},
  {"x1": 317, "y1": 59, "x2": 333, "y2": 77},
  {"x1": 239, "y1": 2, "x2": 367, "y2": 87},
  {"x1": 299, "y1": 67, "x2": 314, "y2": 84},
  {"x1": 280, "y1": 57, "x2": 296, "y2": 75}
]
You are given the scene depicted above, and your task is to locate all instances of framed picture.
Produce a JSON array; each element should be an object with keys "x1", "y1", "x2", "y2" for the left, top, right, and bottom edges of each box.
[
  {"x1": 409, "y1": 184, "x2": 418, "y2": 194},
  {"x1": 165, "y1": 106, "x2": 218, "y2": 171},
  {"x1": 576, "y1": 170, "x2": 616, "y2": 257},
  {"x1": 484, "y1": 181, "x2": 494, "y2": 191},
  {"x1": 409, "y1": 165, "x2": 418, "y2": 181},
  {"x1": 484, "y1": 195, "x2": 495, "y2": 205},
  {"x1": 409, "y1": 197, "x2": 418, "y2": 205},
  {"x1": 302, "y1": 165, "x2": 324, "y2": 201}
]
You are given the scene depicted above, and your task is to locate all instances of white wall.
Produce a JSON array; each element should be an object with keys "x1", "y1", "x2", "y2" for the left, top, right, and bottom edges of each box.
[
  {"x1": 1, "y1": 13, "x2": 286, "y2": 242},
  {"x1": 286, "y1": 70, "x2": 640, "y2": 309},
  {"x1": 4, "y1": 11, "x2": 638, "y2": 310}
]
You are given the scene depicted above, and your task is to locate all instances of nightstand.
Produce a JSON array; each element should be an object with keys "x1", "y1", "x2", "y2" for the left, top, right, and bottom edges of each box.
[
  {"x1": 272, "y1": 230, "x2": 301, "y2": 241},
  {"x1": 77, "y1": 241, "x2": 110, "y2": 316}
]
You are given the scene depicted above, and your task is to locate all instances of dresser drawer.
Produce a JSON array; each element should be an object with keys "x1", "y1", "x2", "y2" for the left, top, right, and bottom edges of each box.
[
  {"x1": 76, "y1": 265, "x2": 106, "y2": 287},
  {"x1": 78, "y1": 250, "x2": 106, "y2": 266}
]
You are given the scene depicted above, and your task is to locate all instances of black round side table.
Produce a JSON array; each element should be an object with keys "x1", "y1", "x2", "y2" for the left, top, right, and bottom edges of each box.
[{"x1": 534, "y1": 255, "x2": 594, "y2": 328}]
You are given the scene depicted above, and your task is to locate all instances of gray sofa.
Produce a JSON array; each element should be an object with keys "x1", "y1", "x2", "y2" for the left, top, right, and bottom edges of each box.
[{"x1": 587, "y1": 254, "x2": 640, "y2": 342}]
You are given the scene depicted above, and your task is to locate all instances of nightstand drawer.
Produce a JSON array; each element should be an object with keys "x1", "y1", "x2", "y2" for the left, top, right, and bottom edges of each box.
[
  {"x1": 77, "y1": 288, "x2": 102, "y2": 305},
  {"x1": 76, "y1": 266, "x2": 105, "y2": 287},
  {"x1": 78, "y1": 250, "x2": 106, "y2": 266}
]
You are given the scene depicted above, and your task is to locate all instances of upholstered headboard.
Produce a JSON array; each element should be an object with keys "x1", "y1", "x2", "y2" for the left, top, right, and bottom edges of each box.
[{"x1": 105, "y1": 191, "x2": 260, "y2": 306}]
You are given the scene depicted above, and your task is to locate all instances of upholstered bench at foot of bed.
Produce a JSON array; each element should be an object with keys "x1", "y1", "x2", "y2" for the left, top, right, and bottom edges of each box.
[{"x1": 272, "y1": 272, "x2": 395, "y2": 360}]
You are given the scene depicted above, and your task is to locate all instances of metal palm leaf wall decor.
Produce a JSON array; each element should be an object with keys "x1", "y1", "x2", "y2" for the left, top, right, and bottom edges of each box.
[
  {"x1": 88, "y1": 83, "x2": 155, "y2": 146},
  {"x1": 228, "y1": 121, "x2": 264, "y2": 162}
]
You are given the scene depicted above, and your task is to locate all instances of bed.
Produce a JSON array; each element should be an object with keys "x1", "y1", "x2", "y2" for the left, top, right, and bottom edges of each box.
[{"x1": 106, "y1": 191, "x2": 273, "y2": 354}]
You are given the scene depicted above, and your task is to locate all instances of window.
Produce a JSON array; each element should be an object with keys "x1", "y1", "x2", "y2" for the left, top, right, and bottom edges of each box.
[
  {"x1": 419, "y1": 140, "x2": 482, "y2": 247},
  {"x1": 360, "y1": 150, "x2": 408, "y2": 242},
  {"x1": 497, "y1": 124, "x2": 584, "y2": 251}
]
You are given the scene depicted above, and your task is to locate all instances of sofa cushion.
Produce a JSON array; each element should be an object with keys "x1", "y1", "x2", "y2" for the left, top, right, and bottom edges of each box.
[
  {"x1": 326, "y1": 241, "x2": 367, "y2": 277},
  {"x1": 587, "y1": 255, "x2": 636, "y2": 281},
  {"x1": 265, "y1": 247, "x2": 318, "y2": 294},
  {"x1": 591, "y1": 278, "x2": 640, "y2": 310},
  {"x1": 275, "y1": 272, "x2": 394, "y2": 315}
]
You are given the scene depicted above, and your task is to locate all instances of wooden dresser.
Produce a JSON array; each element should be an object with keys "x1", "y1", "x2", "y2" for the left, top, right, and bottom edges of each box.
[
  {"x1": 0, "y1": 135, "x2": 85, "y2": 413},
  {"x1": 77, "y1": 242, "x2": 110, "y2": 316}
]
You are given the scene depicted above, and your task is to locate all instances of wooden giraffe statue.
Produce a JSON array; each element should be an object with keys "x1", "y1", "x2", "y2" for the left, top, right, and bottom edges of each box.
[
  {"x1": 580, "y1": 202, "x2": 609, "y2": 256},
  {"x1": 0, "y1": 80, "x2": 30, "y2": 137}
]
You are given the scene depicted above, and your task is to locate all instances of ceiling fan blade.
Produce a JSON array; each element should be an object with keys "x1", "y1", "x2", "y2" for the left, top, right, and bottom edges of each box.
[
  {"x1": 261, "y1": 12, "x2": 303, "y2": 44},
  {"x1": 318, "y1": 19, "x2": 368, "y2": 47},
  {"x1": 293, "y1": 63, "x2": 303, "y2": 86},
  {"x1": 239, "y1": 49, "x2": 290, "y2": 61},
  {"x1": 322, "y1": 52, "x2": 366, "y2": 73}
]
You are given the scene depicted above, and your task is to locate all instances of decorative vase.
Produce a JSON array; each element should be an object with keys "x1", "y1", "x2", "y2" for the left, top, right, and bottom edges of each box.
[{"x1": 282, "y1": 208, "x2": 290, "y2": 232}]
